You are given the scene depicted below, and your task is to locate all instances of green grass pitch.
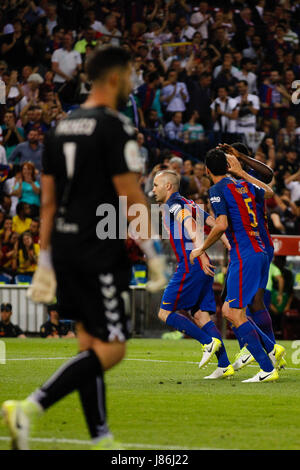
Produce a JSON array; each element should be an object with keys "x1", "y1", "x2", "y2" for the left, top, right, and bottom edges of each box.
[{"x1": 0, "y1": 337, "x2": 299, "y2": 450}]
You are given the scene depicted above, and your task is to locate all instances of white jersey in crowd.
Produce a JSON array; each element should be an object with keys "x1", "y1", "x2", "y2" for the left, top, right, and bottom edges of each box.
[
  {"x1": 234, "y1": 94, "x2": 260, "y2": 134},
  {"x1": 210, "y1": 96, "x2": 237, "y2": 134},
  {"x1": 52, "y1": 48, "x2": 82, "y2": 84}
]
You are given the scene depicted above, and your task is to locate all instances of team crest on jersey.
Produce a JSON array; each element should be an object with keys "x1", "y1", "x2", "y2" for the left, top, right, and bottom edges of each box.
[{"x1": 236, "y1": 187, "x2": 248, "y2": 194}]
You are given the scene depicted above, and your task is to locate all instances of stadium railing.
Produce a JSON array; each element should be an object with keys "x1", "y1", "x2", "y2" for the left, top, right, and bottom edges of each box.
[{"x1": 0, "y1": 285, "x2": 47, "y2": 334}]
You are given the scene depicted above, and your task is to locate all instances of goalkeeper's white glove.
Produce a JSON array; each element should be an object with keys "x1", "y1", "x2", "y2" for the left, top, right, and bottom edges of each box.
[
  {"x1": 27, "y1": 249, "x2": 57, "y2": 304},
  {"x1": 138, "y1": 240, "x2": 168, "y2": 293}
]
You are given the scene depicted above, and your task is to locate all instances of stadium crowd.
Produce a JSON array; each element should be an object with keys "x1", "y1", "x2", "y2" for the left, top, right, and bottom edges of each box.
[{"x1": 0, "y1": 0, "x2": 299, "y2": 306}]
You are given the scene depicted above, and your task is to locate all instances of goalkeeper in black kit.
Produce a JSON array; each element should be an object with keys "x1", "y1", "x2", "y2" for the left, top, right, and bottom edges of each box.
[{"x1": 2, "y1": 46, "x2": 167, "y2": 450}]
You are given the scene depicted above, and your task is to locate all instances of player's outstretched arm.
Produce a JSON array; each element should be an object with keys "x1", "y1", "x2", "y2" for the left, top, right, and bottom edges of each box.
[
  {"x1": 220, "y1": 143, "x2": 274, "y2": 184},
  {"x1": 226, "y1": 154, "x2": 274, "y2": 199}
]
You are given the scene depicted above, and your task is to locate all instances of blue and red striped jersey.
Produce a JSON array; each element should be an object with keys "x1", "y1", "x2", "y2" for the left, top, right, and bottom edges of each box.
[
  {"x1": 163, "y1": 192, "x2": 210, "y2": 273},
  {"x1": 247, "y1": 169, "x2": 274, "y2": 260},
  {"x1": 209, "y1": 177, "x2": 266, "y2": 261}
]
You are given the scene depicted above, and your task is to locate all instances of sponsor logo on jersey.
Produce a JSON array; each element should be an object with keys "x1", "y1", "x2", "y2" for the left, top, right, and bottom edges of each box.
[{"x1": 210, "y1": 196, "x2": 221, "y2": 203}]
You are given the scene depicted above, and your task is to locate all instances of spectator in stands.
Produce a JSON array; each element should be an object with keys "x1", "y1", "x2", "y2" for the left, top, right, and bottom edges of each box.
[
  {"x1": 260, "y1": 69, "x2": 290, "y2": 129},
  {"x1": 161, "y1": 70, "x2": 189, "y2": 118},
  {"x1": 234, "y1": 80, "x2": 260, "y2": 137},
  {"x1": 45, "y1": 1, "x2": 59, "y2": 36},
  {"x1": 186, "y1": 71, "x2": 212, "y2": 129},
  {"x1": 23, "y1": 73, "x2": 44, "y2": 105},
  {"x1": 74, "y1": 24, "x2": 97, "y2": 55},
  {"x1": 168, "y1": 156, "x2": 190, "y2": 197},
  {"x1": 1, "y1": 111, "x2": 25, "y2": 161},
  {"x1": 189, "y1": 161, "x2": 210, "y2": 200},
  {"x1": 29, "y1": 218, "x2": 40, "y2": 245},
  {"x1": 183, "y1": 159, "x2": 193, "y2": 177},
  {"x1": 284, "y1": 169, "x2": 300, "y2": 203},
  {"x1": 182, "y1": 110, "x2": 205, "y2": 142},
  {"x1": 270, "y1": 189, "x2": 299, "y2": 234},
  {"x1": 21, "y1": 105, "x2": 50, "y2": 136},
  {"x1": 235, "y1": 58, "x2": 258, "y2": 95},
  {"x1": 164, "y1": 112, "x2": 184, "y2": 143},
  {"x1": 40, "y1": 304, "x2": 75, "y2": 339},
  {"x1": 3, "y1": 70, "x2": 24, "y2": 113},
  {"x1": 178, "y1": 16, "x2": 196, "y2": 42},
  {"x1": 0, "y1": 303, "x2": 26, "y2": 338},
  {"x1": 10, "y1": 162, "x2": 40, "y2": 218},
  {"x1": 16, "y1": 230, "x2": 40, "y2": 279},
  {"x1": 275, "y1": 147, "x2": 299, "y2": 191},
  {"x1": 277, "y1": 116, "x2": 300, "y2": 149},
  {"x1": 211, "y1": 86, "x2": 238, "y2": 144},
  {"x1": 0, "y1": 221, "x2": 19, "y2": 276},
  {"x1": 0, "y1": 19, "x2": 32, "y2": 70},
  {"x1": 10, "y1": 129, "x2": 43, "y2": 173},
  {"x1": 213, "y1": 57, "x2": 238, "y2": 97},
  {"x1": 137, "y1": 72, "x2": 161, "y2": 115},
  {"x1": 190, "y1": 1, "x2": 212, "y2": 39},
  {"x1": 99, "y1": 14, "x2": 122, "y2": 46},
  {"x1": 51, "y1": 32, "x2": 82, "y2": 94},
  {"x1": 12, "y1": 202, "x2": 32, "y2": 235}
]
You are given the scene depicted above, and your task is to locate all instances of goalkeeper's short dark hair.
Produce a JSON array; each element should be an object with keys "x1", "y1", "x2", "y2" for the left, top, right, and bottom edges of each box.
[
  {"x1": 86, "y1": 46, "x2": 132, "y2": 82},
  {"x1": 205, "y1": 148, "x2": 228, "y2": 176}
]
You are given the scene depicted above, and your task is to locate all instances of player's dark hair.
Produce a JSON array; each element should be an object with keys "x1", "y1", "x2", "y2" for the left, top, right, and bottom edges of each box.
[
  {"x1": 231, "y1": 142, "x2": 251, "y2": 156},
  {"x1": 205, "y1": 148, "x2": 228, "y2": 176},
  {"x1": 86, "y1": 46, "x2": 132, "y2": 82}
]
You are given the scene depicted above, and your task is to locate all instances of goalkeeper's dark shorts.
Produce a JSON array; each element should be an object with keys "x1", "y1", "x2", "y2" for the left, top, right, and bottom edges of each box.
[{"x1": 54, "y1": 267, "x2": 131, "y2": 342}]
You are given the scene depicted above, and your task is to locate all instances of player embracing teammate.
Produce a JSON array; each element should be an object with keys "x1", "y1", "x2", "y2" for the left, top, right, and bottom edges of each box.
[{"x1": 190, "y1": 145, "x2": 286, "y2": 382}]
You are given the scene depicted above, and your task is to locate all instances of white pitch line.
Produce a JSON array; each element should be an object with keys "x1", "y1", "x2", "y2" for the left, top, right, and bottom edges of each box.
[
  {"x1": 0, "y1": 436, "x2": 216, "y2": 450},
  {"x1": 3, "y1": 356, "x2": 300, "y2": 372}
]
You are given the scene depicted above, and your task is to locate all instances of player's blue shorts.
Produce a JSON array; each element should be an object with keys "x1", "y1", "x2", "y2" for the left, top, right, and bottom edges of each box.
[
  {"x1": 160, "y1": 265, "x2": 216, "y2": 314},
  {"x1": 226, "y1": 251, "x2": 269, "y2": 309}
]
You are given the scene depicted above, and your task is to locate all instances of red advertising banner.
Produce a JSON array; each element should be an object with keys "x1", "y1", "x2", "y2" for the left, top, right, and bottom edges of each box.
[{"x1": 271, "y1": 235, "x2": 300, "y2": 256}]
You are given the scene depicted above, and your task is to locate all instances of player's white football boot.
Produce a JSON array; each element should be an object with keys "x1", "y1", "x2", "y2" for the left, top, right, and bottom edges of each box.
[
  {"x1": 2, "y1": 399, "x2": 41, "y2": 450},
  {"x1": 242, "y1": 368, "x2": 279, "y2": 383},
  {"x1": 199, "y1": 337, "x2": 222, "y2": 369},
  {"x1": 232, "y1": 346, "x2": 255, "y2": 371},
  {"x1": 268, "y1": 344, "x2": 286, "y2": 370},
  {"x1": 204, "y1": 364, "x2": 235, "y2": 379}
]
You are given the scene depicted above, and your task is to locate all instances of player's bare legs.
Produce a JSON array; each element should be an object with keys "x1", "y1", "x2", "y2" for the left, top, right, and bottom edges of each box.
[{"x1": 77, "y1": 323, "x2": 126, "y2": 370}]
